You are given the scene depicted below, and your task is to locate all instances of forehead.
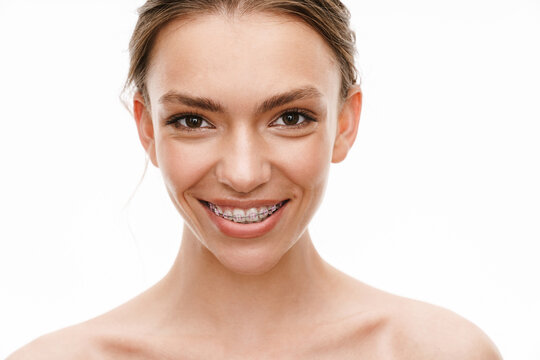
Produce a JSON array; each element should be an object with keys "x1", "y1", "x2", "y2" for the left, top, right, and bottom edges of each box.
[{"x1": 146, "y1": 12, "x2": 341, "y2": 110}]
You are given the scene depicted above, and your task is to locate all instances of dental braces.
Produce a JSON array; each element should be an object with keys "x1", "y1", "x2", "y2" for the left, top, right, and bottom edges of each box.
[{"x1": 208, "y1": 202, "x2": 283, "y2": 223}]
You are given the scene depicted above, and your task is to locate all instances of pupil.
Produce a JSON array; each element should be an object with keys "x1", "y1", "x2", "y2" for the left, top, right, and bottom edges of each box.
[
  {"x1": 186, "y1": 116, "x2": 201, "y2": 128},
  {"x1": 284, "y1": 113, "x2": 299, "y2": 125}
]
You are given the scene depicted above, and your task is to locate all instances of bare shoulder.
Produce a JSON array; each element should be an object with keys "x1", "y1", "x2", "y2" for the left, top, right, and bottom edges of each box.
[
  {"x1": 6, "y1": 324, "x2": 103, "y2": 360},
  {"x1": 320, "y1": 272, "x2": 502, "y2": 359},
  {"x1": 6, "y1": 309, "x2": 173, "y2": 360},
  {"x1": 382, "y1": 295, "x2": 503, "y2": 360}
]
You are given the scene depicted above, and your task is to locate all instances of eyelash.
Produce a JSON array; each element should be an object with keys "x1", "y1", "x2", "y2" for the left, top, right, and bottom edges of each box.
[
  {"x1": 165, "y1": 108, "x2": 317, "y2": 131},
  {"x1": 165, "y1": 112, "x2": 214, "y2": 131},
  {"x1": 271, "y1": 108, "x2": 317, "y2": 129}
]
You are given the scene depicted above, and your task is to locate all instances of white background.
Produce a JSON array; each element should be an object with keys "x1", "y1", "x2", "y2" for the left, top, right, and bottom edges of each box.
[{"x1": 0, "y1": 0, "x2": 538, "y2": 358}]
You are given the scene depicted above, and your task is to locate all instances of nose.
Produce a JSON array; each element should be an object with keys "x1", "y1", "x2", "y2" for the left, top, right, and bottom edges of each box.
[{"x1": 215, "y1": 126, "x2": 271, "y2": 193}]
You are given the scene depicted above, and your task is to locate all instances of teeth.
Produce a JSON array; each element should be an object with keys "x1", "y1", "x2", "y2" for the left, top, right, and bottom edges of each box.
[
  {"x1": 246, "y1": 208, "x2": 259, "y2": 222},
  {"x1": 232, "y1": 209, "x2": 245, "y2": 223},
  {"x1": 258, "y1": 206, "x2": 269, "y2": 220},
  {"x1": 206, "y1": 201, "x2": 284, "y2": 224},
  {"x1": 223, "y1": 209, "x2": 233, "y2": 221}
]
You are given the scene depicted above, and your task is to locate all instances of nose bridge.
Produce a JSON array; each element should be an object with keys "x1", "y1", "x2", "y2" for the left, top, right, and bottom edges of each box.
[{"x1": 216, "y1": 124, "x2": 271, "y2": 193}]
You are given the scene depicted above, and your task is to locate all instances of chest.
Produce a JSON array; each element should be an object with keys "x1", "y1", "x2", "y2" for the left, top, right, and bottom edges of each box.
[{"x1": 97, "y1": 315, "x2": 398, "y2": 360}]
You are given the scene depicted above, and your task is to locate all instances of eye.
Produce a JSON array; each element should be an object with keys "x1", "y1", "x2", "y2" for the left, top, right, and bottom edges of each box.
[
  {"x1": 166, "y1": 114, "x2": 214, "y2": 130},
  {"x1": 271, "y1": 110, "x2": 315, "y2": 127}
]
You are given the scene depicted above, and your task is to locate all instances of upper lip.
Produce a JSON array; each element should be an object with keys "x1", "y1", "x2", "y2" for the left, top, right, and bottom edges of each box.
[{"x1": 199, "y1": 198, "x2": 288, "y2": 209}]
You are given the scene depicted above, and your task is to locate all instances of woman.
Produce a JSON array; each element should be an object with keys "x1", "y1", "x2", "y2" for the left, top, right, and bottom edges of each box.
[{"x1": 9, "y1": 0, "x2": 501, "y2": 358}]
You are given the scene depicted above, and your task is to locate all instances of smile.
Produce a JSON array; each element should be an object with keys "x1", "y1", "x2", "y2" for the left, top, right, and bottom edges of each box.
[{"x1": 201, "y1": 200, "x2": 288, "y2": 224}]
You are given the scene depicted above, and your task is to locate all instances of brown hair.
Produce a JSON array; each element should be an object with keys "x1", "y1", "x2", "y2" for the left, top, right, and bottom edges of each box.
[{"x1": 125, "y1": 0, "x2": 358, "y2": 104}]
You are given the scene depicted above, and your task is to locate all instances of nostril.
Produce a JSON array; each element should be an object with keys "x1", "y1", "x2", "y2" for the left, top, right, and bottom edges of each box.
[{"x1": 215, "y1": 155, "x2": 271, "y2": 194}]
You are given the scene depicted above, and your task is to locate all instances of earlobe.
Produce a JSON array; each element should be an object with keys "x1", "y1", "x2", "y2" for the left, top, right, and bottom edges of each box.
[
  {"x1": 133, "y1": 92, "x2": 158, "y2": 167},
  {"x1": 332, "y1": 86, "x2": 362, "y2": 163}
]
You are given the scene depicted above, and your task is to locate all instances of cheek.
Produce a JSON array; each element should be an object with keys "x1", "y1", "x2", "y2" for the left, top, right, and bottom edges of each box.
[
  {"x1": 156, "y1": 137, "x2": 215, "y2": 202},
  {"x1": 274, "y1": 132, "x2": 333, "y2": 193}
]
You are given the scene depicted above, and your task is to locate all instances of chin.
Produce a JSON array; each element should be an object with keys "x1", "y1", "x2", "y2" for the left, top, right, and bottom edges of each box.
[{"x1": 212, "y1": 244, "x2": 288, "y2": 276}]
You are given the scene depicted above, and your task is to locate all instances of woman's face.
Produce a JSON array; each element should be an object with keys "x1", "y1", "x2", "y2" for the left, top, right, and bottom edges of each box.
[{"x1": 135, "y1": 12, "x2": 359, "y2": 274}]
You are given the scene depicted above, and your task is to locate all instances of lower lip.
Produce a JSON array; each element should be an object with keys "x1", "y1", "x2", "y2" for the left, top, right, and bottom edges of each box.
[{"x1": 201, "y1": 201, "x2": 288, "y2": 239}]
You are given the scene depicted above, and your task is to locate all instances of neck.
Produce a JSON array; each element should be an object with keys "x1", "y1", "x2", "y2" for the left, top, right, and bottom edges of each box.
[{"x1": 156, "y1": 224, "x2": 335, "y2": 335}]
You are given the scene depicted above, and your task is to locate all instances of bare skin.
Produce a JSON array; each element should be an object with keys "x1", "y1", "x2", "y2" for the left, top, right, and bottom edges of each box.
[
  {"x1": 9, "y1": 12, "x2": 502, "y2": 360},
  {"x1": 8, "y1": 250, "x2": 501, "y2": 359}
]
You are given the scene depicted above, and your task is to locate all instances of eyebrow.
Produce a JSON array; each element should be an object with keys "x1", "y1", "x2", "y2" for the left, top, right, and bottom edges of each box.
[
  {"x1": 158, "y1": 86, "x2": 323, "y2": 114},
  {"x1": 159, "y1": 91, "x2": 224, "y2": 112},
  {"x1": 255, "y1": 86, "x2": 323, "y2": 114}
]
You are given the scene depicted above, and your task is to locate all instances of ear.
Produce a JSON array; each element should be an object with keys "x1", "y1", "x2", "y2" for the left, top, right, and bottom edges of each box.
[
  {"x1": 133, "y1": 92, "x2": 158, "y2": 167},
  {"x1": 332, "y1": 86, "x2": 362, "y2": 163}
]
